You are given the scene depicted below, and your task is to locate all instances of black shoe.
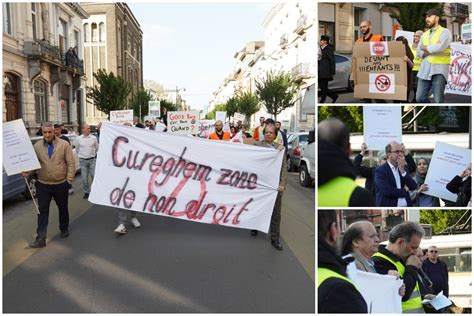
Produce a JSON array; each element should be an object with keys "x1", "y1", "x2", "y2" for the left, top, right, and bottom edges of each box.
[
  {"x1": 60, "y1": 230, "x2": 69, "y2": 238},
  {"x1": 331, "y1": 95, "x2": 339, "y2": 103},
  {"x1": 83, "y1": 193, "x2": 89, "y2": 199},
  {"x1": 271, "y1": 239, "x2": 283, "y2": 251},
  {"x1": 250, "y1": 230, "x2": 258, "y2": 236},
  {"x1": 29, "y1": 237, "x2": 46, "y2": 248}
]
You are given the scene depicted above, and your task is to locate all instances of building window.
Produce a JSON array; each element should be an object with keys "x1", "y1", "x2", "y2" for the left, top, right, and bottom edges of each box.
[
  {"x1": 84, "y1": 23, "x2": 89, "y2": 42},
  {"x1": 99, "y1": 22, "x2": 105, "y2": 42},
  {"x1": 354, "y1": 7, "x2": 367, "y2": 40},
  {"x1": 91, "y1": 23, "x2": 98, "y2": 42},
  {"x1": 319, "y1": 21, "x2": 335, "y2": 48},
  {"x1": 34, "y1": 80, "x2": 48, "y2": 123},
  {"x1": 59, "y1": 19, "x2": 67, "y2": 53},
  {"x1": 31, "y1": 3, "x2": 37, "y2": 41},
  {"x1": 3, "y1": 3, "x2": 12, "y2": 35}
]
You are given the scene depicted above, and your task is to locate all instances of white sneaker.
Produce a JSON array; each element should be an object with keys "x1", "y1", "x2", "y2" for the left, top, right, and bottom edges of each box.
[
  {"x1": 114, "y1": 224, "x2": 127, "y2": 234},
  {"x1": 131, "y1": 217, "x2": 141, "y2": 228}
]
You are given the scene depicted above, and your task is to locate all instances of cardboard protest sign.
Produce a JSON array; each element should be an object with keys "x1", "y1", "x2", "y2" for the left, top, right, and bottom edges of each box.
[
  {"x1": 110, "y1": 110, "x2": 134, "y2": 125},
  {"x1": 3, "y1": 119, "x2": 41, "y2": 175},
  {"x1": 89, "y1": 122, "x2": 284, "y2": 232},
  {"x1": 370, "y1": 42, "x2": 389, "y2": 56},
  {"x1": 353, "y1": 41, "x2": 407, "y2": 100},
  {"x1": 216, "y1": 111, "x2": 226, "y2": 123},
  {"x1": 148, "y1": 101, "x2": 161, "y2": 118},
  {"x1": 424, "y1": 142, "x2": 471, "y2": 202},
  {"x1": 394, "y1": 30, "x2": 414, "y2": 46},
  {"x1": 167, "y1": 111, "x2": 199, "y2": 135},
  {"x1": 233, "y1": 112, "x2": 245, "y2": 123},
  {"x1": 363, "y1": 106, "x2": 402, "y2": 150},
  {"x1": 197, "y1": 119, "x2": 215, "y2": 138},
  {"x1": 446, "y1": 43, "x2": 471, "y2": 96}
]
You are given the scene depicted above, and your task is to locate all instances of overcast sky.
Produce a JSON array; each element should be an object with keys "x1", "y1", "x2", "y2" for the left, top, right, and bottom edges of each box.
[{"x1": 128, "y1": 2, "x2": 275, "y2": 111}]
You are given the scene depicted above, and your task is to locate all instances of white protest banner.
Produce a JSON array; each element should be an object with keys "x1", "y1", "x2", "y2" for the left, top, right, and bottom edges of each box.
[
  {"x1": 424, "y1": 141, "x2": 471, "y2": 202},
  {"x1": 233, "y1": 112, "x2": 245, "y2": 123},
  {"x1": 110, "y1": 110, "x2": 134, "y2": 125},
  {"x1": 148, "y1": 101, "x2": 161, "y2": 118},
  {"x1": 394, "y1": 30, "x2": 414, "y2": 46},
  {"x1": 3, "y1": 119, "x2": 41, "y2": 176},
  {"x1": 216, "y1": 111, "x2": 226, "y2": 123},
  {"x1": 197, "y1": 119, "x2": 215, "y2": 138},
  {"x1": 369, "y1": 41, "x2": 389, "y2": 56},
  {"x1": 446, "y1": 43, "x2": 471, "y2": 96},
  {"x1": 363, "y1": 106, "x2": 402, "y2": 150},
  {"x1": 167, "y1": 111, "x2": 199, "y2": 135},
  {"x1": 368, "y1": 73, "x2": 396, "y2": 94},
  {"x1": 89, "y1": 122, "x2": 283, "y2": 232}
]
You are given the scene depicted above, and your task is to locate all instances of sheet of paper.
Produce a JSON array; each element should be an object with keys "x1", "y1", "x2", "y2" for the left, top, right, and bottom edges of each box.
[{"x1": 429, "y1": 291, "x2": 452, "y2": 310}]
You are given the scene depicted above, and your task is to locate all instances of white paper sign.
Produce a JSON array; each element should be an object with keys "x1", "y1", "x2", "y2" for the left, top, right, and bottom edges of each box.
[
  {"x1": 428, "y1": 291, "x2": 452, "y2": 310},
  {"x1": 89, "y1": 122, "x2": 284, "y2": 232},
  {"x1": 148, "y1": 101, "x2": 161, "y2": 117},
  {"x1": 233, "y1": 112, "x2": 246, "y2": 123},
  {"x1": 110, "y1": 110, "x2": 134, "y2": 125},
  {"x1": 369, "y1": 73, "x2": 395, "y2": 94},
  {"x1": 2, "y1": 119, "x2": 41, "y2": 176},
  {"x1": 370, "y1": 41, "x2": 389, "y2": 56},
  {"x1": 167, "y1": 111, "x2": 200, "y2": 135},
  {"x1": 363, "y1": 106, "x2": 402, "y2": 150},
  {"x1": 446, "y1": 43, "x2": 471, "y2": 96},
  {"x1": 154, "y1": 122, "x2": 167, "y2": 132},
  {"x1": 216, "y1": 111, "x2": 226, "y2": 123},
  {"x1": 394, "y1": 30, "x2": 414, "y2": 46},
  {"x1": 425, "y1": 141, "x2": 471, "y2": 202}
]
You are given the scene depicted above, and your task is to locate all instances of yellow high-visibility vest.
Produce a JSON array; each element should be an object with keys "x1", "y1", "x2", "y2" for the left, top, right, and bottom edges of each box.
[
  {"x1": 410, "y1": 44, "x2": 422, "y2": 71},
  {"x1": 422, "y1": 26, "x2": 450, "y2": 65},
  {"x1": 318, "y1": 176, "x2": 358, "y2": 207}
]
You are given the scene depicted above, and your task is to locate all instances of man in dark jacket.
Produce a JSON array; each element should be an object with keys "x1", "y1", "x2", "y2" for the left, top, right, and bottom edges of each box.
[
  {"x1": 318, "y1": 118, "x2": 374, "y2": 206},
  {"x1": 318, "y1": 210, "x2": 368, "y2": 313},
  {"x1": 446, "y1": 163, "x2": 471, "y2": 206},
  {"x1": 318, "y1": 35, "x2": 338, "y2": 103},
  {"x1": 422, "y1": 246, "x2": 449, "y2": 297}
]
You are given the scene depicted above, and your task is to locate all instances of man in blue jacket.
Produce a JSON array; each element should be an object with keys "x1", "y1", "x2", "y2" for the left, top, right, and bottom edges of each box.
[{"x1": 375, "y1": 141, "x2": 417, "y2": 206}]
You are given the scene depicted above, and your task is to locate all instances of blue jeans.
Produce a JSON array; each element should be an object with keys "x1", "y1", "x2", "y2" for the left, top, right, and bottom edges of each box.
[
  {"x1": 416, "y1": 74, "x2": 447, "y2": 103},
  {"x1": 79, "y1": 158, "x2": 96, "y2": 194}
]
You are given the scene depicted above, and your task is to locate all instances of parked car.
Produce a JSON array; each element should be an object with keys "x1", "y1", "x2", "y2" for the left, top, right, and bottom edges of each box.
[
  {"x1": 299, "y1": 129, "x2": 315, "y2": 187},
  {"x1": 327, "y1": 53, "x2": 354, "y2": 92},
  {"x1": 286, "y1": 132, "x2": 309, "y2": 172}
]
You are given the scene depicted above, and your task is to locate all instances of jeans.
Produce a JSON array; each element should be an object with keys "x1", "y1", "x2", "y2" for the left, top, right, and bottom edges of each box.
[
  {"x1": 416, "y1": 74, "x2": 447, "y2": 103},
  {"x1": 118, "y1": 210, "x2": 137, "y2": 225},
  {"x1": 79, "y1": 158, "x2": 96, "y2": 194},
  {"x1": 36, "y1": 181, "x2": 70, "y2": 238}
]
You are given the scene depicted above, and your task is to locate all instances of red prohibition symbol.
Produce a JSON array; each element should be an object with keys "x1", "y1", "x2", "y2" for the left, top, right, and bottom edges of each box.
[{"x1": 375, "y1": 74, "x2": 391, "y2": 92}]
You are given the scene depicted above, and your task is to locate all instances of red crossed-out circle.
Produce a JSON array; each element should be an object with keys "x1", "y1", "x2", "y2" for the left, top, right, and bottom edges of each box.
[
  {"x1": 375, "y1": 74, "x2": 391, "y2": 92},
  {"x1": 372, "y1": 42, "x2": 386, "y2": 55}
]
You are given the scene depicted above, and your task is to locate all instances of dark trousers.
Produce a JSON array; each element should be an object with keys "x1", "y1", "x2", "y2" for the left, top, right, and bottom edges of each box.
[
  {"x1": 270, "y1": 193, "x2": 282, "y2": 241},
  {"x1": 36, "y1": 181, "x2": 70, "y2": 238},
  {"x1": 318, "y1": 79, "x2": 337, "y2": 103}
]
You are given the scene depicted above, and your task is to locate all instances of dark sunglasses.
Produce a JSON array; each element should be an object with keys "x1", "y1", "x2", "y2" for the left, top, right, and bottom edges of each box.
[{"x1": 429, "y1": 250, "x2": 438, "y2": 253}]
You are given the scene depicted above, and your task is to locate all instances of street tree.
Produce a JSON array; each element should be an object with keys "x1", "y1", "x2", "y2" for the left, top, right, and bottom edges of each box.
[
  {"x1": 159, "y1": 99, "x2": 178, "y2": 115},
  {"x1": 205, "y1": 104, "x2": 226, "y2": 120},
  {"x1": 236, "y1": 92, "x2": 260, "y2": 123},
  {"x1": 86, "y1": 69, "x2": 132, "y2": 118},
  {"x1": 225, "y1": 96, "x2": 239, "y2": 120},
  {"x1": 389, "y1": 3, "x2": 445, "y2": 32},
  {"x1": 256, "y1": 71, "x2": 298, "y2": 120},
  {"x1": 131, "y1": 88, "x2": 152, "y2": 120},
  {"x1": 420, "y1": 210, "x2": 469, "y2": 234}
]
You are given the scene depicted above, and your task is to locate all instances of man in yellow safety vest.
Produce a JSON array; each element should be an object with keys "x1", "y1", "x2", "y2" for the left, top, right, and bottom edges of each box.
[
  {"x1": 372, "y1": 221, "x2": 425, "y2": 313},
  {"x1": 416, "y1": 9, "x2": 452, "y2": 103}
]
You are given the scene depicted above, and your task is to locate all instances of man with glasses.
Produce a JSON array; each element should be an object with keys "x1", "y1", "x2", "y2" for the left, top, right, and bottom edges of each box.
[
  {"x1": 374, "y1": 141, "x2": 417, "y2": 206},
  {"x1": 422, "y1": 246, "x2": 449, "y2": 298}
]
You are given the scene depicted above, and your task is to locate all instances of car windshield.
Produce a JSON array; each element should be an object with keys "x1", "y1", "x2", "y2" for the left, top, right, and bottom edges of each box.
[{"x1": 299, "y1": 134, "x2": 309, "y2": 144}]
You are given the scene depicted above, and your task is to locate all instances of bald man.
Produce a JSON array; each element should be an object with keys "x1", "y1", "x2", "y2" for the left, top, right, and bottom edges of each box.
[
  {"x1": 75, "y1": 124, "x2": 99, "y2": 199},
  {"x1": 318, "y1": 118, "x2": 374, "y2": 206},
  {"x1": 209, "y1": 120, "x2": 231, "y2": 141}
]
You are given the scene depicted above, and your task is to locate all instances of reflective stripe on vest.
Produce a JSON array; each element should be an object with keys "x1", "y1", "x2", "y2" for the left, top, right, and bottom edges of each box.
[
  {"x1": 410, "y1": 44, "x2": 422, "y2": 71},
  {"x1": 318, "y1": 267, "x2": 358, "y2": 289},
  {"x1": 372, "y1": 252, "x2": 424, "y2": 313},
  {"x1": 422, "y1": 26, "x2": 450, "y2": 65},
  {"x1": 318, "y1": 176, "x2": 358, "y2": 207},
  {"x1": 356, "y1": 34, "x2": 384, "y2": 42}
]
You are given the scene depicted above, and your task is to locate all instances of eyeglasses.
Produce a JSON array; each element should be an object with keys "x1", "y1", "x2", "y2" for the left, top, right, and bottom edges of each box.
[{"x1": 429, "y1": 250, "x2": 438, "y2": 253}]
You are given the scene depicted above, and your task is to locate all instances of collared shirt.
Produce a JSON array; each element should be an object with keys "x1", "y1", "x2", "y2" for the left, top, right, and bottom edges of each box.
[
  {"x1": 417, "y1": 26, "x2": 452, "y2": 81},
  {"x1": 75, "y1": 134, "x2": 99, "y2": 159},
  {"x1": 387, "y1": 160, "x2": 407, "y2": 207}
]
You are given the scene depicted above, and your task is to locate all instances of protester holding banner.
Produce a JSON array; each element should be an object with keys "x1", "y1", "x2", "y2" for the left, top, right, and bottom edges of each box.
[
  {"x1": 410, "y1": 30, "x2": 424, "y2": 102},
  {"x1": 230, "y1": 126, "x2": 237, "y2": 138},
  {"x1": 208, "y1": 120, "x2": 231, "y2": 141},
  {"x1": 22, "y1": 122, "x2": 76, "y2": 248},
  {"x1": 250, "y1": 123, "x2": 287, "y2": 251},
  {"x1": 416, "y1": 9, "x2": 452, "y2": 103},
  {"x1": 413, "y1": 158, "x2": 440, "y2": 207},
  {"x1": 318, "y1": 118, "x2": 375, "y2": 207},
  {"x1": 394, "y1": 36, "x2": 414, "y2": 103},
  {"x1": 372, "y1": 222, "x2": 425, "y2": 313},
  {"x1": 318, "y1": 35, "x2": 338, "y2": 103},
  {"x1": 318, "y1": 211, "x2": 368, "y2": 313},
  {"x1": 446, "y1": 163, "x2": 471, "y2": 207},
  {"x1": 253, "y1": 116, "x2": 265, "y2": 141}
]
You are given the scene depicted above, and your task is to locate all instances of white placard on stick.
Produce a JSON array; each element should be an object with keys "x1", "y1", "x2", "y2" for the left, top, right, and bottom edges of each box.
[
  {"x1": 3, "y1": 119, "x2": 41, "y2": 176},
  {"x1": 363, "y1": 106, "x2": 402, "y2": 150},
  {"x1": 424, "y1": 141, "x2": 471, "y2": 202},
  {"x1": 233, "y1": 112, "x2": 246, "y2": 123},
  {"x1": 148, "y1": 101, "x2": 161, "y2": 118},
  {"x1": 89, "y1": 122, "x2": 284, "y2": 232},
  {"x1": 216, "y1": 111, "x2": 226, "y2": 123},
  {"x1": 167, "y1": 111, "x2": 199, "y2": 135},
  {"x1": 110, "y1": 110, "x2": 134, "y2": 125},
  {"x1": 394, "y1": 30, "x2": 414, "y2": 46}
]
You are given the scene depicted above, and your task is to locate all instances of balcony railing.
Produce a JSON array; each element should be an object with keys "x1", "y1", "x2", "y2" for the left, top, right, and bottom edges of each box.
[
  {"x1": 291, "y1": 63, "x2": 313, "y2": 81},
  {"x1": 24, "y1": 40, "x2": 62, "y2": 63},
  {"x1": 62, "y1": 49, "x2": 84, "y2": 75},
  {"x1": 295, "y1": 15, "x2": 307, "y2": 34}
]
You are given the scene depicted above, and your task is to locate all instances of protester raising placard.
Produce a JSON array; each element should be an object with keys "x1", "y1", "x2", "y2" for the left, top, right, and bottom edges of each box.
[
  {"x1": 167, "y1": 111, "x2": 200, "y2": 135},
  {"x1": 89, "y1": 122, "x2": 284, "y2": 232},
  {"x1": 363, "y1": 106, "x2": 402, "y2": 150}
]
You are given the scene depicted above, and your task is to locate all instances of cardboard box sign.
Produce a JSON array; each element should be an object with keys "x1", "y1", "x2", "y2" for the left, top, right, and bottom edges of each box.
[{"x1": 353, "y1": 41, "x2": 408, "y2": 101}]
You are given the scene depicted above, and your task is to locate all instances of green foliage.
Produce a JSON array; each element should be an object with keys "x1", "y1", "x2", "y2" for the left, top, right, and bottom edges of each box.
[
  {"x1": 225, "y1": 96, "x2": 239, "y2": 119},
  {"x1": 454, "y1": 107, "x2": 470, "y2": 132},
  {"x1": 236, "y1": 92, "x2": 260, "y2": 122},
  {"x1": 159, "y1": 99, "x2": 178, "y2": 115},
  {"x1": 130, "y1": 88, "x2": 152, "y2": 119},
  {"x1": 205, "y1": 104, "x2": 226, "y2": 120},
  {"x1": 318, "y1": 106, "x2": 364, "y2": 132},
  {"x1": 389, "y1": 3, "x2": 445, "y2": 32},
  {"x1": 256, "y1": 71, "x2": 298, "y2": 119},
  {"x1": 86, "y1": 69, "x2": 132, "y2": 117},
  {"x1": 420, "y1": 210, "x2": 468, "y2": 234}
]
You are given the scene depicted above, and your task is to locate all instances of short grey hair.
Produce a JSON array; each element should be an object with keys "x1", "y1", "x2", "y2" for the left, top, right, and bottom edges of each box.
[
  {"x1": 388, "y1": 221, "x2": 425, "y2": 243},
  {"x1": 385, "y1": 141, "x2": 400, "y2": 155},
  {"x1": 42, "y1": 122, "x2": 54, "y2": 129}
]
